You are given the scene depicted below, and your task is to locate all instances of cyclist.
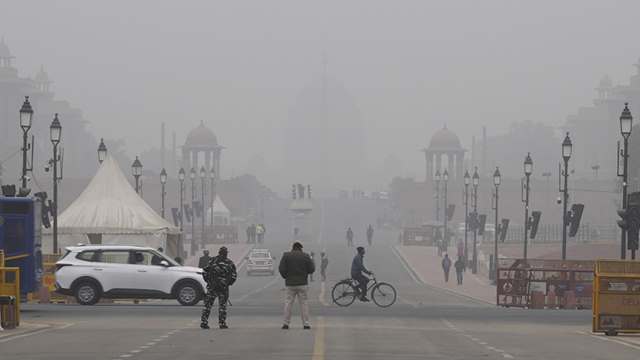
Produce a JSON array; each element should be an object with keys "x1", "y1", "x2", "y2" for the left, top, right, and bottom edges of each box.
[{"x1": 351, "y1": 246, "x2": 373, "y2": 302}]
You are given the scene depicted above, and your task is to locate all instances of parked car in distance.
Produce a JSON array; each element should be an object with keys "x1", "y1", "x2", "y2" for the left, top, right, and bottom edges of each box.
[
  {"x1": 55, "y1": 245, "x2": 207, "y2": 306},
  {"x1": 246, "y1": 249, "x2": 275, "y2": 276}
]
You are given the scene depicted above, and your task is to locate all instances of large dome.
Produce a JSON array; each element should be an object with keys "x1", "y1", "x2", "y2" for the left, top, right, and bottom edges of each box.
[
  {"x1": 185, "y1": 121, "x2": 217, "y2": 147},
  {"x1": 428, "y1": 126, "x2": 462, "y2": 150}
]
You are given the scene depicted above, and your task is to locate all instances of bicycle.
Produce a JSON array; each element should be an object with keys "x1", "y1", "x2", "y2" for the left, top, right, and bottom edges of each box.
[{"x1": 331, "y1": 276, "x2": 397, "y2": 308}]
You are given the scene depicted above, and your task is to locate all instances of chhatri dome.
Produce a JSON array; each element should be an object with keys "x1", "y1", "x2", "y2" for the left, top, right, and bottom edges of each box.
[
  {"x1": 182, "y1": 121, "x2": 222, "y2": 177},
  {"x1": 423, "y1": 125, "x2": 465, "y2": 181},
  {"x1": 427, "y1": 125, "x2": 463, "y2": 151},
  {"x1": 185, "y1": 121, "x2": 218, "y2": 147}
]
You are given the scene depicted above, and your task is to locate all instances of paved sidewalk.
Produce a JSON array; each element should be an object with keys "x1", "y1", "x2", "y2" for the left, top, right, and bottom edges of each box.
[{"x1": 395, "y1": 245, "x2": 495, "y2": 304}]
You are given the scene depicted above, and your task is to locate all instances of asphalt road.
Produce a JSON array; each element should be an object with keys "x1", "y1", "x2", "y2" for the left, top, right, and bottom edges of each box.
[{"x1": 3, "y1": 198, "x2": 640, "y2": 359}]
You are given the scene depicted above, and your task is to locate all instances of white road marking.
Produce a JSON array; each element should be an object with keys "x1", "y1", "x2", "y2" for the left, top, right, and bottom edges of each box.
[
  {"x1": 235, "y1": 276, "x2": 280, "y2": 303},
  {"x1": 0, "y1": 322, "x2": 74, "y2": 343},
  {"x1": 441, "y1": 319, "x2": 516, "y2": 359},
  {"x1": 390, "y1": 245, "x2": 422, "y2": 284},
  {"x1": 130, "y1": 350, "x2": 141, "y2": 353},
  {"x1": 146, "y1": 342, "x2": 156, "y2": 346}
]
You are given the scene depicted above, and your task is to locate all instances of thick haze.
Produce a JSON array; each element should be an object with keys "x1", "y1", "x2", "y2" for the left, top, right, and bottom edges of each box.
[{"x1": 2, "y1": 1, "x2": 640, "y2": 185}]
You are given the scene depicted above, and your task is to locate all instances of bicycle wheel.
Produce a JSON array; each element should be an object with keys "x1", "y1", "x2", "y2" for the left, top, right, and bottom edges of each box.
[
  {"x1": 332, "y1": 280, "x2": 357, "y2": 307},
  {"x1": 371, "y1": 282, "x2": 396, "y2": 308}
]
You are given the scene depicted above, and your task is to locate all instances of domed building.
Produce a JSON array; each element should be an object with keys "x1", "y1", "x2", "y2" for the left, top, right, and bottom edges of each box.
[
  {"x1": 423, "y1": 126, "x2": 465, "y2": 181},
  {"x1": 182, "y1": 121, "x2": 222, "y2": 175}
]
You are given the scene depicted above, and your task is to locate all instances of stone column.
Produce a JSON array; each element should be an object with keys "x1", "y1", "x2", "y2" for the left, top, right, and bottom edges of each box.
[
  {"x1": 204, "y1": 151, "x2": 212, "y2": 171},
  {"x1": 447, "y1": 153, "x2": 454, "y2": 179},
  {"x1": 435, "y1": 153, "x2": 442, "y2": 175},
  {"x1": 456, "y1": 152, "x2": 464, "y2": 181},
  {"x1": 425, "y1": 151, "x2": 433, "y2": 181},
  {"x1": 191, "y1": 150, "x2": 198, "y2": 171}
]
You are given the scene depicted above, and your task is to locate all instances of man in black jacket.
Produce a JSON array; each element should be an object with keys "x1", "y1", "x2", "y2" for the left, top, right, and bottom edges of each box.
[
  {"x1": 278, "y1": 242, "x2": 314, "y2": 329},
  {"x1": 200, "y1": 247, "x2": 237, "y2": 329}
]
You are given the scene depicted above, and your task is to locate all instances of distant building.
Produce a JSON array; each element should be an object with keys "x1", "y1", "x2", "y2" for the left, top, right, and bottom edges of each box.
[{"x1": 0, "y1": 38, "x2": 97, "y2": 183}]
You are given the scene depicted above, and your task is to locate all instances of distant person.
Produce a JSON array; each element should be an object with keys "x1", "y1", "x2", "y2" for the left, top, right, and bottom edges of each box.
[
  {"x1": 198, "y1": 249, "x2": 211, "y2": 268},
  {"x1": 309, "y1": 251, "x2": 316, "y2": 282},
  {"x1": 256, "y1": 224, "x2": 265, "y2": 244},
  {"x1": 200, "y1": 247, "x2": 237, "y2": 329},
  {"x1": 279, "y1": 242, "x2": 314, "y2": 330},
  {"x1": 454, "y1": 256, "x2": 465, "y2": 285},
  {"x1": 246, "y1": 226, "x2": 252, "y2": 243},
  {"x1": 351, "y1": 246, "x2": 373, "y2": 301},
  {"x1": 441, "y1": 254, "x2": 451, "y2": 283},
  {"x1": 346, "y1": 227, "x2": 354, "y2": 247},
  {"x1": 157, "y1": 247, "x2": 164, "y2": 253},
  {"x1": 366, "y1": 225, "x2": 374, "y2": 246},
  {"x1": 320, "y1": 252, "x2": 329, "y2": 282}
]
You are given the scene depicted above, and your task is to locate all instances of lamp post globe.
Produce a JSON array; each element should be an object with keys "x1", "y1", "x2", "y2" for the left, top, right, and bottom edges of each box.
[
  {"x1": 524, "y1": 152, "x2": 533, "y2": 176},
  {"x1": 434, "y1": 169, "x2": 441, "y2": 182},
  {"x1": 50, "y1": 113, "x2": 61, "y2": 145},
  {"x1": 199, "y1": 166, "x2": 206, "y2": 179},
  {"x1": 620, "y1": 102, "x2": 633, "y2": 139},
  {"x1": 493, "y1": 167, "x2": 501, "y2": 186},
  {"x1": 472, "y1": 167, "x2": 479, "y2": 187},
  {"x1": 19, "y1": 96, "x2": 33, "y2": 130},
  {"x1": 210, "y1": 167, "x2": 216, "y2": 180},
  {"x1": 190, "y1": 167, "x2": 196, "y2": 180},
  {"x1": 178, "y1": 167, "x2": 185, "y2": 181},
  {"x1": 443, "y1": 169, "x2": 449, "y2": 182},
  {"x1": 562, "y1": 132, "x2": 572, "y2": 161},
  {"x1": 464, "y1": 170, "x2": 470, "y2": 185},
  {"x1": 160, "y1": 168, "x2": 167, "y2": 184},
  {"x1": 97, "y1": 138, "x2": 107, "y2": 164},
  {"x1": 131, "y1": 156, "x2": 143, "y2": 177}
]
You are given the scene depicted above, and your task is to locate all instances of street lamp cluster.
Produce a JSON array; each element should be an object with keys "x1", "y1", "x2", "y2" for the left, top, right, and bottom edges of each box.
[{"x1": 618, "y1": 103, "x2": 634, "y2": 259}]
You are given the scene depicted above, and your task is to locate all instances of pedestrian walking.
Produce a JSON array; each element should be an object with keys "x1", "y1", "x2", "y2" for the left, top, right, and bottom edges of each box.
[
  {"x1": 366, "y1": 225, "x2": 374, "y2": 246},
  {"x1": 454, "y1": 256, "x2": 464, "y2": 285},
  {"x1": 441, "y1": 254, "x2": 451, "y2": 283},
  {"x1": 309, "y1": 251, "x2": 316, "y2": 282},
  {"x1": 320, "y1": 252, "x2": 328, "y2": 281},
  {"x1": 256, "y1": 224, "x2": 265, "y2": 244},
  {"x1": 200, "y1": 247, "x2": 237, "y2": 329},
  {"x1": 346, "y1": 227, "x2": 354, "y2": 247},
  {"x1": 198, "y1": 249, "x2": 211, "y2": 268},
  {"x1": 278, "y1": 242, "x2": 315, "y2": 329},
  {"x1": 246, "y1": 226, "x2": 252, "y2": 243}
]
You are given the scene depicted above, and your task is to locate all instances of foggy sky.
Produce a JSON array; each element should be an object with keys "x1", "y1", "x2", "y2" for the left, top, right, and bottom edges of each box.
[{"x1": 2, "y1": 0, "x2": 639, "y2": 183}]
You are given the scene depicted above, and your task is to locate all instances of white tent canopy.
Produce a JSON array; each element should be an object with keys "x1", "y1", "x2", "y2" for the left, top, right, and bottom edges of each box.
[
  {"x1": 44, "y1": 156, "x2": 179, "y2": 254},
  {"x1": 207, "y1": 195, "x2": 231, "y2": 225}
]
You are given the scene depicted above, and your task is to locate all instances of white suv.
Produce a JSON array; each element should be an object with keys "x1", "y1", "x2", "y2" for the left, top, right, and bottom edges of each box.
[
  {"x1": 246, "y1": 249, "x2": 275, "y2": 276},
  {"x1": 55, "y1": 245, "x2": 207, "y2": 306}
]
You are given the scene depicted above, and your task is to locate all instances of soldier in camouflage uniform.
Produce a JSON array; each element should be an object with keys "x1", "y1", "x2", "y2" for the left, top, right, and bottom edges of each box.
[{"x1": 200, "y1": 246, "x2": 237, "y2": 329}]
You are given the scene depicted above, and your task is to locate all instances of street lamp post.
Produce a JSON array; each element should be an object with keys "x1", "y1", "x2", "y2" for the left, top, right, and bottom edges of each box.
[
  {"x1": 443, "y1": 169, "x2": 449, "y2": 250},
  {"x1": 178, "y1": 168, "x2": 185, "y2": 257},
  {"x1": 97, "y1": 138, "x2": 107, "y2": 164},
  {"x1": 618, "y1": 103, "x2": 633, "y2": 259},
  {"x1": 200, "y1": 166, "x2": 206, "y2": 249},
  {"x1": 131, "y1": 157, "x2": 143, "y2": 194},
  {"x1": 50, "y1": 114, "x2": 62, "y2": 254},
  {"x1": 160, "y1": 168, "x2": 167, "y2": 219},
  {"x1": 463, "y1": 170, "x2": 470, "y2": 268},
  {"x1": 523, "y1": 153, "x2": 533, "y2": 260},
  {"x1": 190, "y1": 167, "x2": 197, "y2": 255},
  {"x1": 434, "y1": 170, "x2": 441, "y2": 222},
  {"x1": 210, "y1": 168, "x2": 216, "y2": 226},
  {"x1": 19, "y1": 96, "x2": 33, "y2": 190},
  {"x1": 472, "y1": 167, "x2": 479, "y2": 274},
  {"x1": 492, "y1": 167, "x2": 501, "y2": 281},
  {"x1": 561, "y1": 132, "x2": 573, "y2": 260}
]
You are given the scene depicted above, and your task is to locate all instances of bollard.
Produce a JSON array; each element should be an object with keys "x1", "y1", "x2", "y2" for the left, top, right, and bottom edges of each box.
[{"x1": 0, "y1": 295, "x2": 17, "y2": 329}]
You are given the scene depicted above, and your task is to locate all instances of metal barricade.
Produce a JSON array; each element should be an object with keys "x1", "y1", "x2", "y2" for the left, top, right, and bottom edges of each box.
[
  {"x1": 593, "y1": 260, "x2": 640, "y2": 336},
  {"x1": 0, "y1": 267, "x2": 21, "y2": 327},
  {"x1": 497, "y1": 258, "x2": 593, "y2": 309}
]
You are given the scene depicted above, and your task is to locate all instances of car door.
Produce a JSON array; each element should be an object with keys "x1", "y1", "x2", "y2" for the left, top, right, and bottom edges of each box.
[
  {"x1": 129, "y1": 250, "x2": 171, "y2": 294},
  {"x1": 96, "y1": 250, "x2": 138, "y2": 292}
]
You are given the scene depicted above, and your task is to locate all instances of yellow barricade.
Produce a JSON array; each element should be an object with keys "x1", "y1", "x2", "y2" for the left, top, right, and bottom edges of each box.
[
  {"x1": 593, "y1": 260, "x2": 640, "y2": 336},
  {"x1": 0, "y1": 267, "x2": 21, "y2": 327}
]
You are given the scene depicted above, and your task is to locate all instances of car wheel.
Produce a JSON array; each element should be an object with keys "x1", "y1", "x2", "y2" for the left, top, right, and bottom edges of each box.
[
  {"x1": 74, "y1": 281, "x2": 101, "y2": 305},
  {"x1": 175, "y1": 281, "x2": 201, "y2": 306}
]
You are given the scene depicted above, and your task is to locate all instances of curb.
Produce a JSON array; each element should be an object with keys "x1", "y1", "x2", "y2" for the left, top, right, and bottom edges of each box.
[{"x1": 393, "y1": 246, "x2": 494, "y2": 306}]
